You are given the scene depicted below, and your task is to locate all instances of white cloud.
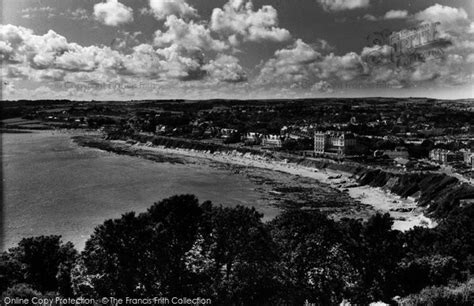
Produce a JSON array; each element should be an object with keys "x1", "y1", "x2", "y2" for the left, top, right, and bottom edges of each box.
[
  {"x1": 258, "y1": 39, "x2": 367, "y2": 87},
  {"x1": 319, "y1": 52, "x2": 367, "y2": 81},
  {"x1": 257, "y1": 30, "x2": 474, "y2": 91},
  {"x1": 210, "y1": 0, "x2": 291, "y2": 46},
  {"x1": 317, "y1": 0, "x2": 370, "y2": 12},
  {"x1": 415, "y1": 4, "x2": 467, "y2": 24},
  {"x1": 415, "y1": 5, "x2": 470, "y2": 37},
  {"x1": 154, "y1": 16, "x2": 228, "y2": 52},
  {"x1": 149, "y1": 0, "x2": 197, "y2": 20},
  {"x1": 155, "y1": 45, "x2": 207, "y2": 81},
  {"x1": 0, "y1": 40, "x2": 15, "y2": 62},
  {"x1": 203, "y1": 55, "x2": 247, "y2": 83},
  {"x1": 413, "y1": 4, "x2": 474, "y2": 67},
  {"x1": 0, "y1": 24, "x2": 247, "y2": 91},
  {"x1": 257, "y1": 39, "x2": 322, "y2": 86},
  {"x1": 384, "y1": 10, "x2": 408, "y2": 20},
  {"x1": 93, "y1": 0, "x2": 133, "y2": 26},
  {"x1": 0, "y1": 25, "x2": 124, "y2": 81}
]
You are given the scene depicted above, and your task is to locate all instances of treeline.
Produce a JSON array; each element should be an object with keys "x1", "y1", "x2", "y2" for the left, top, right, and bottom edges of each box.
[{"x1": 1, "y1": 195, "x2": 473, "y2": 305}]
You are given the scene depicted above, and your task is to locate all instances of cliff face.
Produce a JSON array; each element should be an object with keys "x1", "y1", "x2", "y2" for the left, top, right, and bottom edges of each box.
[
  {"x1": 353, "y1": 169, "x2": 474, "y2": 219},
  {"x1": 288, "y1": 157, "x2": 474, "y2": 220}
]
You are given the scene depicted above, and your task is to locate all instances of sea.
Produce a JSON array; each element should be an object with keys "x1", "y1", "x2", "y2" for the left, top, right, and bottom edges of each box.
[{"x1": 2, "y1": 131, "x2": 279, "y2": 250}]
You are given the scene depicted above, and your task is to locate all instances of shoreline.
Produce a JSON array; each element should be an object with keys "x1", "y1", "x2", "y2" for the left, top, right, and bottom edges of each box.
[
  {"x1": 84, "y1": 135, "x2": 435, "y2": 231},
  {"x1": 130, "y1": 141, "x2": 437, "y2": 231}
]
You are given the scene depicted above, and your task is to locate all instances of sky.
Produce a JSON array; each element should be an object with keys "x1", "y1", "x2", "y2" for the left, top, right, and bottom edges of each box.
[{"x1": 1, "y1": 0, "x2": 473, "y2": 100}]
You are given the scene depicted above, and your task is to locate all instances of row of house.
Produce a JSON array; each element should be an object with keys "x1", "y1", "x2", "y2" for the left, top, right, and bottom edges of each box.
[
  {"x1": 239, "y1": 130, "x2": 361, "y2": 155},
  {"x1": 241, "y1": 132, "x2": 284, "y2": 147}
]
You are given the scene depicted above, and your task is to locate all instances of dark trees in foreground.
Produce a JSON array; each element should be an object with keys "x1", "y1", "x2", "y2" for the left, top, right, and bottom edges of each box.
[
  {"x1": 79, "y1": 195, "x2": 279, "y2": 304},
  {"x1": 1, "y1": 195, "x2": 474, "y2": 305},
  {"x1": 0, "y1": 235, "x2": 77, "y2": 296}
]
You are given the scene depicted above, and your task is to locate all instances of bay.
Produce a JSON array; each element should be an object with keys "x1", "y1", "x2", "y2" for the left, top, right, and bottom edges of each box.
[{"x1": 2, "y1": 131, "x2": 279, "y2": 250}]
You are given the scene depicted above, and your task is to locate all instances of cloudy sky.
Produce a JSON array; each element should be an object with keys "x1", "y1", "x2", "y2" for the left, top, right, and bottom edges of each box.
[{"x1": 1, "y1": 0, "x2": 473, "y2": 100}]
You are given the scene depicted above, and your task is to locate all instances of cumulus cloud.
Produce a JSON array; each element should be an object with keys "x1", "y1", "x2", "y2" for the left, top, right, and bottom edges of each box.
[
  {"x1": 154, "y1": 16, "x2": 228, "y2": 52},
  {"x1": 210, "y1": 0, "x2": 291, "y2": 46},
  {"x1": 157, "y1": 45, "x2": 207, "y2": 81},
  {"x1": 203, "y1": 55, "x2": 247, "y2": 83},
  {"x1": 257, "y1": 39, "x2": 322, "y2": 86},
  {"x1": 415, "y1": 4, "x2": 468, "y2": 26},
  {"x1": 0, "y1": 23, "x2": 248, "y2": 95},
  {"x1": 414, "y1": 5, "x2": 473, "y2": 64},
  {"x1": 93, "y1": 0, "x2": 133, "y2": 26},
  {"x1": 258, "y1": 39, "x2": 367, "y2": 87},
  {"x1": 148, "y1": 0, "x2": 198, "y2": 20},
  {"x1": 384, "y1": 10, "x2": 408, "y2": 20},
  {"x1": 317, "y1": 0, "x2": 370, "y2": 12},
  {"x1": 257, "y1": 25, "x2": 473, "y2": 92}
]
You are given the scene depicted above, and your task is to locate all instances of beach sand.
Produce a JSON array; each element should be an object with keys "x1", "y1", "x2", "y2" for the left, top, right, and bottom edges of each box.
[{"x1": 118, "y1": 140, "x2": 436, "y2": 231}]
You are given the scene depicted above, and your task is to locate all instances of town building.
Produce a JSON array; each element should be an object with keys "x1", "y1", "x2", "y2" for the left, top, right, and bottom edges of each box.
[
  {"x1": 220, "y1": 128, "x2": 238, "y2": 139},
  {"x1": 314, "y1": 131, "x2": 356, "y2": 156},
  {"x1": 384, "y1": 146, "x2": 410, "y2": 159},
  {"x1": 429, "y1": 149, "x2": 464, "y2": 164},
  {"x1": 241, "y1": 132, "x2": 262, "y2": 145},
  {"x1": 262, "y1": 134, "x2": 284, "y2": 148},
  {"x1": 460, "y1": 149, "x2": 474, "y2": 169}
]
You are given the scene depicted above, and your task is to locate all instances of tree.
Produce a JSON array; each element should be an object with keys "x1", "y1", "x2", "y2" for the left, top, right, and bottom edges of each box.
[
  {"x1": 0, "y1": 236, "x2": 77, "y2": 296},
  {"x1": 195, "y1": 205, "x2": 279, "y2": 304},
  {"x1": 398, "y1": 278, "x2": 474, "y2": 306},
  {"x1": 80, "y1": 195, "x2": 204, "y2": 298},
  {"x1": 398, "y1": 255, "x2": 459, "y2": 295},
  {"x1": 358, "y1": 213, "x2": 403, "y2": 302},
  {"x1": 270, "y1": 210, "x2": 360, "y2": 305}
]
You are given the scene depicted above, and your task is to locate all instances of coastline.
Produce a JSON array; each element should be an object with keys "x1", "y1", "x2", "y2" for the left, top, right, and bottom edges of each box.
[
  {"x1": 74, "y1": 133, "x2": 436, "y2": 231},
  {"x1": 129, "y1": 141, "x2": 437, "y2": 231}
]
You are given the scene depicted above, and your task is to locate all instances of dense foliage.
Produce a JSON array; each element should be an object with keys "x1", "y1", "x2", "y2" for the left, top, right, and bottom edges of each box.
[{"x1": 1, "y1": 195, "x2": 473, "y2": 304}]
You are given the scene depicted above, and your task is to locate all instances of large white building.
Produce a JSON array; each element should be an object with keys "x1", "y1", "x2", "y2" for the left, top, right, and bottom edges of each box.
[{"x1": 314, "y1": 131, "x2": 356, "y2": 156}]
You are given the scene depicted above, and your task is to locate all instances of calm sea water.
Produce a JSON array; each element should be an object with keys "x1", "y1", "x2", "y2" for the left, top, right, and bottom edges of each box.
[{"x1": 2, "y1": 131, "x2": 279, "y2": 250}]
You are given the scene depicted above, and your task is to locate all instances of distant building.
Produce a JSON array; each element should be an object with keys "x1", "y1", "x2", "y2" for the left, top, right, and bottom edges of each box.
[
  {"x1": 314, "y1": 131, "x2": 356, "y2": 156},
  {"x1": 429, "y1": 149, "x2": 464, "y2": 164},
  {"x1": 242, "y1": 132, "x2": 262, "y2": 144},
  {"x1": 384, "y1": 146, "x2": 410, "y2": 159},
  {"x1": 155, "y1": 124, "x2": 169, "y2": 134},
  {"x1": 394, "y1": 157, "x2": 413, "y2": 169},
  {"x1": 461, "y1": 149, "x2": 474, "y2": 169},
  {"x1": 287, "y1": 131, "x2": 313, "y2": 140},
  {"x1": 220, "y1": 128, "x2": 238, "y2": 139},
  {"x1": 262, "y1": 134, "x2": 283, "y2": 148}
]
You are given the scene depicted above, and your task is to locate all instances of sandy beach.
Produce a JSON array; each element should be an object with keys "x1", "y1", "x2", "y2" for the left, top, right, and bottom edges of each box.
[{"x1": 117, "y1": 140, "x2": 436, "y2": 231}]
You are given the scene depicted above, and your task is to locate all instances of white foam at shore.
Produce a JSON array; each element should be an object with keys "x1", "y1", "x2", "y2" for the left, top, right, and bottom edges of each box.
[{"x1": 120, "y1": 141, "x2": 436, "y2": 231}]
